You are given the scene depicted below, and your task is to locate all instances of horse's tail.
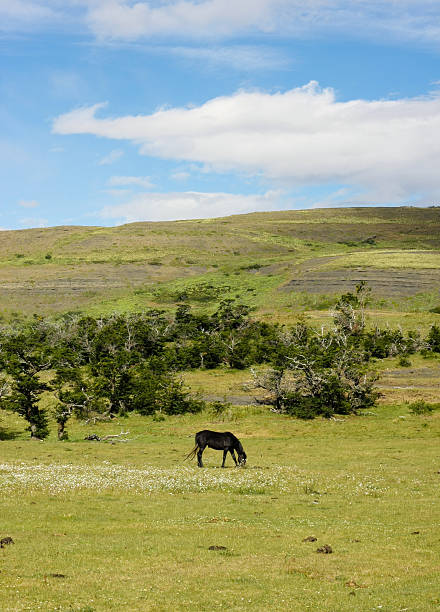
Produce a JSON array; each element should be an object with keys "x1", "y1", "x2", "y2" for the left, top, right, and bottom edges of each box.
[{"x1": 184, "y1": 445, "x2": 199, "y2": 462}]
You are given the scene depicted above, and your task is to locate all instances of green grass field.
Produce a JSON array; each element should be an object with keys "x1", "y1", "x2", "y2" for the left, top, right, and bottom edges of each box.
[{"x1": 1, "y1": 396, "x2": 440, "y2": 611}]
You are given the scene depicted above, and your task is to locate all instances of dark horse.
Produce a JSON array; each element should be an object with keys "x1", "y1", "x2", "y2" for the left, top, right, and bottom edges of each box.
[{"x1": 185, "y1": 430, "x2": 247, "y2": 468}]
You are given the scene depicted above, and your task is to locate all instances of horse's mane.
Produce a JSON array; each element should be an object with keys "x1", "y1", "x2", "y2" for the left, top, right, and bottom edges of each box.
[{"x1": 235, "y1": 439, "x2": 245, "y2": 454}]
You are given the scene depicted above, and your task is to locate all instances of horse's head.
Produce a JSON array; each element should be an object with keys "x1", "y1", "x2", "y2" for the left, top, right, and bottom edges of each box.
[{"x1": 238, "y1": 450, "x2": 247, "y2": 467}]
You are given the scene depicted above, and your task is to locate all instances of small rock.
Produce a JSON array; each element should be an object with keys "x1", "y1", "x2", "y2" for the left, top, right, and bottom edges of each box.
[
  {"x1": 208, "y1": 545, "x2": 227, "y2": 551},
  {"x1": 84, "y1": 434, "x2": 101, "y2": 441},
  {"x1": 302, "y1": 536, "x2": 317, "y2": 542},
  {"x1": 316, "y1": 544, "x2": 333, "y2": 554},
  {"x1": 49, "y1": 573, "x2": 66, "y2": 578},
  {"x1": 0, "y1": 537, "x2": 14, "y2": 548}
]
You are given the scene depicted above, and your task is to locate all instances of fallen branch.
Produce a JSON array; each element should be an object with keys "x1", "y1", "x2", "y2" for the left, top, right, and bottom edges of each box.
[
  {"x1": 84, "y1": 413, "x2": 112, "y2": 425},
  {"x1": 84, "y1": 431, "x2": 131, "y2": 443},
  {"x1": 101, "y1": 431, "x2": 130, "y2": 442}
]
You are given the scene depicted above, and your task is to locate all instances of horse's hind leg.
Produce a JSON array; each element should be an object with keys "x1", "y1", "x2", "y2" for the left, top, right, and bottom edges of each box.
[
  {"x1": 197, "y1": 445, "x2": 205, "y2": 468},
  {"x1": 229, "y1": 449, "x2": 238, "y2": 466},
  {"x1": 221, "y1": 449, "x2": 228, "y2": 467}
]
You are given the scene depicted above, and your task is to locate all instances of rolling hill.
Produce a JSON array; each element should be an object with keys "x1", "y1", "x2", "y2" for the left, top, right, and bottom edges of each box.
[{"x1": 1, "y1": 206, "x2": 439, "y2": 320}]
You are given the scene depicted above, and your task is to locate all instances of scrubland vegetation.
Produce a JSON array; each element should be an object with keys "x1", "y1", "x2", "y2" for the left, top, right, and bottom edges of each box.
[
  {"x1": 1, "y1": 206, "x2": 440, "y2": 610},
  {"x1": 0, "y1": 282, "x2": 439, "y2": 439}
]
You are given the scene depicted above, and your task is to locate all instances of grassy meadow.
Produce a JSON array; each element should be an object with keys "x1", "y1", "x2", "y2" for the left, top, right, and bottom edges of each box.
[
  {"x1": 1, "y1": 399, "x2": 440, "y2": 612},
  {"x1": 1, "y1": 206, "x2": 440, "y2": 610}
]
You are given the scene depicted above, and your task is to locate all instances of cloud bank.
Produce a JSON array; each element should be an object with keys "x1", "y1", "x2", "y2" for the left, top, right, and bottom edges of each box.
[
  {"x1": 3, "y1": 1, "x2": 440, "y2": 46},
  {"x1": 99, "y1": 190, "x2": 284, "y2": 223},
  {"x1": 54, "y1": 82, "x2": 440, "y2": 203}
]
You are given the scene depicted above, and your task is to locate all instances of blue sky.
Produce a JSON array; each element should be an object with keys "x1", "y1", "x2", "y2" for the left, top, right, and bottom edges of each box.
[{"x1": 2, "y1": 1, "x2": 440, "y2": 229}]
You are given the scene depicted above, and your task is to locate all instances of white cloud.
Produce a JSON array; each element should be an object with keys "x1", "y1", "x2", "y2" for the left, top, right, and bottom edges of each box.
[
  {"x1": 19, "y1": 217, "x2": 48, "y2": 228},
  {"x1": 99, "y1": 190, "x2": 284, "y2": 222},
  {"x1": 0, "y1": 0, "x2": 56, "y2": 28},
  {"x1": 54, "y1": 82, "x2": 440, "y2": 204},
  {"x1": 84, "y1": 1, "x2": 440, "y2": 45},
  {"x1": 18, "y1": 199, "x2": 39, "y2": 208},
  {"x1": 310, "y1": 187, "x2": 357, "y2": 209},
  {"x1": 108, "y1": 175, "x2": 153, "y2": 188},
  {"x1": 98, "y1": 148, "x2": 124, "y2": 165},
  {"x1": 3, "y1": 1, "x2": 440, "y2": 47},
  {"x1": 86, "y1": 0, "x2": 277, "y2": 40}
]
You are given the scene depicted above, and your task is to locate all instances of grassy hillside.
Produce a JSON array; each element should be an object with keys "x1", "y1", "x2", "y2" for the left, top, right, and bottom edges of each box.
[{"x1": 0, "y1": 206, "x2": 439, "y2": 319}]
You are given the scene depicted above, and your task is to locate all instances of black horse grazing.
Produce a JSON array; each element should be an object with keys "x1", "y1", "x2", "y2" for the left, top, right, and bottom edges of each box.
[{"x1": 185, "y1": 430, "x2": 247, "y2": 468}]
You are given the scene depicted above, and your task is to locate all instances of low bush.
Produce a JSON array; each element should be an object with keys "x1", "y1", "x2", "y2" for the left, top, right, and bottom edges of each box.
[{"x1": 408, "y1": 400, "x2": 439, "y2": 415}]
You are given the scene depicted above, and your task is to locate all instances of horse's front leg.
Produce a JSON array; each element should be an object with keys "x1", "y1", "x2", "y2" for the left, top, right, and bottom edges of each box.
[
  {"x1": 197, "y1": 445, "x2": 205, "y2": 468},
  {"x1": 221, "y1": 449, "x2": 228, "y2": 467},
  {"x1": 230, "y1": 449, "x2": 238, "y2": 466}
]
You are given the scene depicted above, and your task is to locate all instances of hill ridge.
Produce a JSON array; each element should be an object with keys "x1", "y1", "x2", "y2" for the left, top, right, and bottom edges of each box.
[{"x1": 0, "y1": 206, "x2": 439, "y2": 317}]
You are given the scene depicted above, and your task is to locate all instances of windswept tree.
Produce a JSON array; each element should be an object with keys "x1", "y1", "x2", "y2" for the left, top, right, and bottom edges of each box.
[
  {"x1": 332, "y1": 281, "x2": 370, "y2": 338},
  {"x1": 130, "y1": 363, "x2": 204, "y2": 416},
  {"x1": 0, "y1": 319, "x2": 53, "y2": 439},
  {"x1": 248, "y1": 306, "x2": 380, "y2": 419},
  {"x1": 52, "y1": 366, "x2": 107, "y2": 440}
]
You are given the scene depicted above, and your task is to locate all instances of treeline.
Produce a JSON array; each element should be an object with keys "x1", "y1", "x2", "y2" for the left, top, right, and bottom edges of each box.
[{"x1": 0, "y1": 284, "x2": 439, "y2": 438}]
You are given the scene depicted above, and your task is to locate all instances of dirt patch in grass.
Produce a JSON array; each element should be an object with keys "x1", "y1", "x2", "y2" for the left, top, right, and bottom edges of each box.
[
  {"x1": 0, "y1": 262, "x2": 206, "y2": 314},
  {"x1": 379, "y1": 365, "x2": 440, "y2": 391},
  {"x1": 283, "y1": 267, "x2": 440, "y2": 297}
]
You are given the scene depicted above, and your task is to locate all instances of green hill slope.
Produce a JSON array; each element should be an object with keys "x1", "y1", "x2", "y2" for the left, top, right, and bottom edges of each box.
[{"x1": 0, "y1": 206, "x2": 439, "y2": 318}]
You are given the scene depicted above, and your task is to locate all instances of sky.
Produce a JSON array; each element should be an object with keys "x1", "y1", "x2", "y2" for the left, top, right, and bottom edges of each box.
[{"x1": 2, "y1": 1, "x2": 440, "y2": 229}]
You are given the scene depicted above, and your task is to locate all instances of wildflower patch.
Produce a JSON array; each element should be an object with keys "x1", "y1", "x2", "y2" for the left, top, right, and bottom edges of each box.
[{"x1": 0, "y1": 462, "x2": 291, "y2": 495}]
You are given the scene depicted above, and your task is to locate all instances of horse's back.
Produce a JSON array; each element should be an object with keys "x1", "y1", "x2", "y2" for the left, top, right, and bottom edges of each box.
[
  {"x1": 196, "y1": 430, "x2": 235, "y2": 437},
  {"x1": 196, "y1": 430, "x2": 236, "y2": 449}
]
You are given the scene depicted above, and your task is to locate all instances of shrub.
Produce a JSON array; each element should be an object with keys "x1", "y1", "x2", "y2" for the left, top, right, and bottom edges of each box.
[
  {"x1": 427, "y1": 325, "x2": 440, "y2": 352},
  {"x1": 398, "y1": 355, "x2": 412, "y2": 367},
  {"x1": 241, "y1": 263, "x2": 263, "y2": 271},
  {"x1": 209, "y1": 400, "x2": 231, "y2": 417},
  {"x1": 132, "y1": 368, "x2": 204, "y2": 416},
  {"x1": 408, "y1": 400, "x2": 437, "y2": 415}
]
